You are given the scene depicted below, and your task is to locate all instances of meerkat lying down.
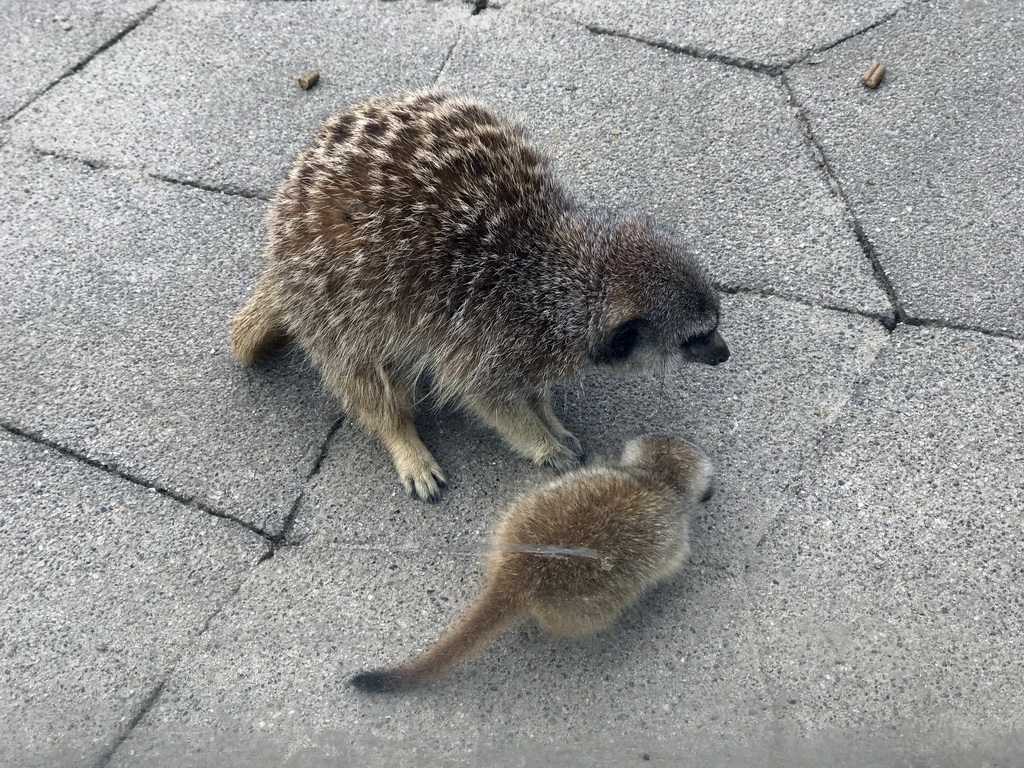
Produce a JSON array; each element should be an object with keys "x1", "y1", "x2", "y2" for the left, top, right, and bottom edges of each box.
[
  {"x1": 349, "y1": 435, "x2": 713, "y2": 692},
  {"x1": 231, "y1": 91, "x2": 729, "y2": 501}
]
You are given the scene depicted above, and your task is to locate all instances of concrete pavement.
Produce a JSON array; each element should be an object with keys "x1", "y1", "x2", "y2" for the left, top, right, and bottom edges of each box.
[{"x1": 1, "y1": 0, "x2": 1021, "y2": 765}]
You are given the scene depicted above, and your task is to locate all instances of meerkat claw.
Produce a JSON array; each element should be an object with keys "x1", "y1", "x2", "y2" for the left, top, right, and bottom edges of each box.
[
  {"x1": 540, "y1": 446, "x2": 583, "y2": 474},
  {"x1": 402, "y1": 469, "x2": 446, "y2": 503}
]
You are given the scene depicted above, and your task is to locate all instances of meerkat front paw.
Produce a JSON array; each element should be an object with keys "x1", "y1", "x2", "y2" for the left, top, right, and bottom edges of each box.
[
  {"x1": 394, "y1": 455, "x2": 448, "y2": 503},
  {"x1": 400, "y1": 467, "x2": 448, "y2": 503}
]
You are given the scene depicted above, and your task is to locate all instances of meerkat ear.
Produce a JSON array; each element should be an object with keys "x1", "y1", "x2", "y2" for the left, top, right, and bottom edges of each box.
[{"x1": 594, "y1": 318, "x2": 647, "y2": 364}]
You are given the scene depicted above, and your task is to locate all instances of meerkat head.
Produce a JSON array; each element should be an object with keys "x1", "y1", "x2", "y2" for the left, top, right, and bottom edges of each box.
[
  {"x1": 589, "y1": 215, "x2": 729, "y2": 371},
  {"x1": 620, "y1": 435, "x2": 715, "y2": 503}
]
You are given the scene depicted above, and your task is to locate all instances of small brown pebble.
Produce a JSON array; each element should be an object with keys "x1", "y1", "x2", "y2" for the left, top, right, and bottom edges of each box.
[
  {"x1": 861, "y1": 60, "x2": 885, "y2": 89},
  {"x1": 298, "y1": 70, "x2": 320, "y2": 90}
]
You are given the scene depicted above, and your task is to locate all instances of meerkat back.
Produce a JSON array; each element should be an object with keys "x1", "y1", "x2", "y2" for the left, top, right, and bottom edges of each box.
[{"x1": 349, "y1": 436, "x2": 713, "y2": 692}]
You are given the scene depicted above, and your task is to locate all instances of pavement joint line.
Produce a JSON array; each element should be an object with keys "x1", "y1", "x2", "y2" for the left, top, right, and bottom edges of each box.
[
  {"x1": 31, "y1": 145, "x2": 111, "y2": 171},
  {"x1": 716, "y1": 284, "x2": 897, "y2": 329},
  {"x1": 900, "y1": 316, "x2": 1024, "y2": 342},
  {"x1": 277, "y1": 416, "x2": 346, "y2": 547},
  {"x1": 7, "y1": 2, "x2": 162, "y2": 123},
  {"x1": 94, "y1": 551, "x2": 271, "y2": 766},
  {"x1": 26, "y1": 145, "x2": 273, "y2": 203},
  {"x1": 147, "y1": 171, "x2": 271, "y2": 202},
  {"x1": 0, "y1": 420, "x2": 279, "y2": 544},
  {"x1": 723, "y1": 283, "x2": 1023, "y2": 342},
  {"x1": 434, "y1": 23, "x2": 466, "y2": 84},
  {"x1": 92, "y1": 681, "x2": 166, "y2": 768},
  {"x1": 584, "y1": 24, "x2": 785, "y2": 75},
  {"x1": 794, "y1": 2, "x2": 911, "y2": 64},
  {"x1": 575, "y1": 2, "x2": 910, "y2": 78},
  {"x1": 778, "y1": 74, "x2": 906, "y2": 329}
]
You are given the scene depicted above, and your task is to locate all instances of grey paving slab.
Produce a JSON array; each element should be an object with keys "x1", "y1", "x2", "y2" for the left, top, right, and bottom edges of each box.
[
  {"x1": 438, "y1": 12, "x2": 893, "y2": 318},
  {"x1": 0, "y1": 429, "x2": 267, "y2": 768},
  {"x1": 291, "y1": 294, "x2": 889, "y2": 571},
  {"x1": 8, "y1": 0, "x2": 467, "y2": 196},
  {"x1": 0, "y1": 0, "x2": 155, "y2": 120},
  {"x1": 108, "y1": 544, "x2": 768, "y2": 766},
  {"x1": 0, "y1": 147, "x2": 334, "y2": 533},
  {"x1": 503, "y1": 0, "x2": 911, "y2": 70},
  {"x1": 788, "y1": 0, "x2": 1024, "y2": 336},
  {"x1": 747, "y1": 325, "x2": 1024, "y2": 756}
]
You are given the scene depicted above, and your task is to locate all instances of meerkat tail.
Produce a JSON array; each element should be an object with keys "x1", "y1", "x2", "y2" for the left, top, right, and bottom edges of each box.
[
  {"x1": 350, "y1": 586, "x2": 521, "y2": 693},
  {"x1": 229, "y1": 280, "x2": 287, "y2": 365}
]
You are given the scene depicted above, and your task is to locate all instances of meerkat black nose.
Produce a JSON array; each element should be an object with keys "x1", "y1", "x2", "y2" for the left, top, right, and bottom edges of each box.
[
  {"x1": 686, "y1": 330, "x2": 729, "y2": 366},
  {"x1": 710, "y1": 340, "x2": 730, "y2": 366}
]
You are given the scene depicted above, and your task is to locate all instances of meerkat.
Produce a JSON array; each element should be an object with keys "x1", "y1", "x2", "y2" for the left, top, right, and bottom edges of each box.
[
  {"x1": 230, "y1": 91, "x2": 729, "y2": 502},
  {"x1": 349, "y1": 435, "x2": 713, "y2": 692}
]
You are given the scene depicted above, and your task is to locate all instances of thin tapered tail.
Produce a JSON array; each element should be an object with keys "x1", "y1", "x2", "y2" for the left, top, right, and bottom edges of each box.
[
  {"x1": 350, "y1": 586, "x2": 521, "y2": 693},
  {"x1": 229, "y1": 276, "x2": 287, "y2": 365}
]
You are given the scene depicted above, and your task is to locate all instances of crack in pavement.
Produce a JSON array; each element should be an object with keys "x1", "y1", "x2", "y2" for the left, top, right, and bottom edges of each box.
[
  {"x1": 92, "y1": 680, "x2": 166, "y2": 768},
  {"x1": 276, "y1": 416, "x2": 346, "y2": 548},
  {"x1": 586, "y1": 24, "x2": 785, "y2": 75},
  {"x1": 778, "y1": 74, "x2": 906, "y2": 328},
  {"x1": 0, "y1": 421, "x2": 278, "y2": 543},
  {"x1": 8, "y1": 2, "x2": 163, "y2": 123}
]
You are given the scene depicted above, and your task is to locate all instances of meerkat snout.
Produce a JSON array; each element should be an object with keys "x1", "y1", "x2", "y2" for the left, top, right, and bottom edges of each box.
[
  {"x1": 681, "y1": 329, "x2": 730, "y2": 366},
  {"x1": 349, "y1": 435, "x2": 713, "y2": 692}
]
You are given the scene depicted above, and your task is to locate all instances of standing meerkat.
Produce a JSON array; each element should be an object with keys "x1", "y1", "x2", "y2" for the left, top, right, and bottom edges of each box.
[
  {"x1": 231, "y1": 91, "x2": 729, "y2": 501},
  {"x1": 349, "y1": 435, "x2": 713, "y2": 692}
]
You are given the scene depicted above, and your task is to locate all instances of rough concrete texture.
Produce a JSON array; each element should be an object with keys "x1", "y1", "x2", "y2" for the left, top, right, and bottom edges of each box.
[
  {"x1": 787, "y1": 0, "x2": 1024, "y2": 335},
  {"x1": 2, "y1": 0, "x2": 1022, "y2": 764},
  {"x1": 0, "y1": 0, "x2": 155, "y2": 119},
  {"x1": 0, "y1": 430, "x2": 267, "y2": 768},
  {"x1": 439, "y1": 12, "x2": 893, "y2": 317},
  {"x1": 8, "y1": 0, "x2": 467, "y2": 196},
  {"x1": 109, "y1": 548, "x2": 768, "y2": 767},
  {"x1": 293, "y1": 294, "x2": 889, "y2": 570},
  {"x1": 504, "y1": 0, "x2": 911, "y2": 69},
  {"x1": 0, "y1": 147, "x2": 334, "y2": 533},
  {"x1": 749, "y1": 324, "x2": 1024, "y2": 760}
]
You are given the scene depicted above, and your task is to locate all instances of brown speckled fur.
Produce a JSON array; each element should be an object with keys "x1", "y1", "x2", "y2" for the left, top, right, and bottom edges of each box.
[
  {"x1": 349, "y1": 436, "x2": 714, "y2": 692},
  {"x1": 230, "y1": 91, "x2": 728, "y2": 501}
]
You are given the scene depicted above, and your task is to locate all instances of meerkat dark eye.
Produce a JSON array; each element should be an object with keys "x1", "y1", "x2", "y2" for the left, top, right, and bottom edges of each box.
[{"x1": 596, "y1": 318, "x2": 646, "y2": 364}]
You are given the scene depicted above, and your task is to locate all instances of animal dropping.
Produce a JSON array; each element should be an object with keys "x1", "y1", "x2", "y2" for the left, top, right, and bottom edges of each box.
[
  {"x1": 350, "y1": 435, "x2": 714, "y2": 692},
  {"x1": 861, "y1": 60, "x2": 885, "y2": 88},
  {"x1": 230, "y1": 91, "x2": 729, "y2": 501}
]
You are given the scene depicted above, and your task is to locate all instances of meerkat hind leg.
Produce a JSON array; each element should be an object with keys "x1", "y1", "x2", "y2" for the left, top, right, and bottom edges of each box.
[
  {"x1": 324, "y1": 362, "x2": 447, "y2": 502},
  {"x1": 229, "y1": 271, "x2": 288, "y2": 365},
  {"x1": 465, "y1": 392, "x2": 583, "y2": 473}
]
